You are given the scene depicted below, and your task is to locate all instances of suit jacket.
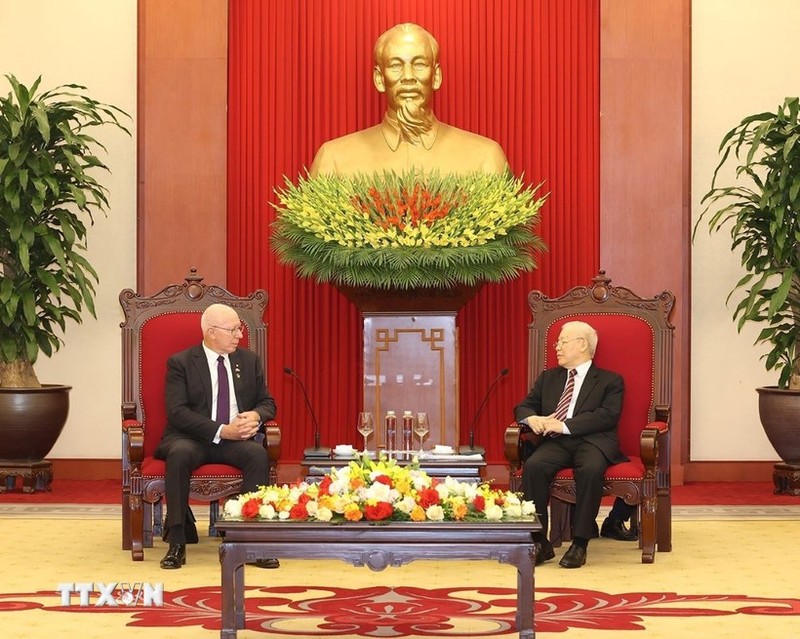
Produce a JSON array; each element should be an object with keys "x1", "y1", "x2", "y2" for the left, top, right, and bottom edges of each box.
[
  {"x1": 514, "y1": 364, "x2": 627, "y2": 464},
  {"x1": 156, "y1": 344, "x2": 277, "y2": 450}
]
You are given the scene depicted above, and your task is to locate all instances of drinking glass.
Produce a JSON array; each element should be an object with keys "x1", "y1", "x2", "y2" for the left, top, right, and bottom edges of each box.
[
  {"x1": 357, "y1": 411, "x2": 375, "y2": 452},
  {"x1": 414, "y1": 412, "x2": 429, "y2": 453}
]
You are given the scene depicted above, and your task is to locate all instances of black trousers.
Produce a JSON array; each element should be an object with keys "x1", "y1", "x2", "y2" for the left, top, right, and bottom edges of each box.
[
  {"x1": 521, "y1": 435, "x2": 609, "y2": 541},
  {"x1": 155, "y1": 438, "x2": 269, "y2": 543}
]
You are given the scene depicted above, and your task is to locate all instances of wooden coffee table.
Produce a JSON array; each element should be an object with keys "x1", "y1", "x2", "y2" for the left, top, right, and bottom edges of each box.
[{"x1": 217, "y1": 518, "x2": 541, "y2": 638}]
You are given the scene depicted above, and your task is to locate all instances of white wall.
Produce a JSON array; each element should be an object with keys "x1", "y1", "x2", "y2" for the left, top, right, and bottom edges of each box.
[
  {"x1": 691, "y1": 0, "x2": 800, "y2": 460},
  {"x1": 0, "y1": 0, "x2": 137, "y2": 458}
]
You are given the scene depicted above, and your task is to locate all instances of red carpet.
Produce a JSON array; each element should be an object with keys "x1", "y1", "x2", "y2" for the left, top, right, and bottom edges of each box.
[{"x1": 1, "y1": 479, "x2": 798, "y2": 505}]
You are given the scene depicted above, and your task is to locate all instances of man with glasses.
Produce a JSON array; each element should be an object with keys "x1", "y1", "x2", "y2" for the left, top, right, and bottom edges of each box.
[
  {"x1": 514, "y1": 321, "x2": 626, "y2": 569},
  {"x1": 154, "y1": 303, "x2": 277, "y2": 569}
]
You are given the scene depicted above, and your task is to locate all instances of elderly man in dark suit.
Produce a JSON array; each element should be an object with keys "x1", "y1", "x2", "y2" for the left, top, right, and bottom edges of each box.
[
  {"x1": 514, "y1": 320, "x2": 625, "y2": 569},
  {"x1": 154, "y1": 303, "x2": 277, "y2": 570}
]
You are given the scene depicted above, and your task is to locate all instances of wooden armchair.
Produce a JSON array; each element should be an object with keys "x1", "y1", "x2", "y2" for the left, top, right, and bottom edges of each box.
[
  {"x1": 504, "y1": 271, "x2": 674, "y2": 563},
  {"x1": 120, "y1": 270, "x2": 281, "y2": 561}
]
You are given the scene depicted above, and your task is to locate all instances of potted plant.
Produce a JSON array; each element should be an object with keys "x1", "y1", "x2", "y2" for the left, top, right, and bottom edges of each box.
[
  {"x1": 0, "y1": 74, "x2": 130, "y2": 478},
  {"x1": 695, "y1": 97, "x2": 800, "y2": 485}
]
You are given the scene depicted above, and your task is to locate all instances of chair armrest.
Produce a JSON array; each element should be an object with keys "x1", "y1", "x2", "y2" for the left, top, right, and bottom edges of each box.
[
  {"x1": 640, "y1": 407, "x2": 670, "y2": 468},
  {"x1": 262, "y1": 420, "x2": 281, "y2": 466},
  {"x1": 504, "y1": 422, "x2": 540, "y2": 464},
  {"x1": 504, "y1": 423, "x2": 522, "y2": 463},
  {"x1": 122, "y1": 419, "x2": 144, "y2": 464}
]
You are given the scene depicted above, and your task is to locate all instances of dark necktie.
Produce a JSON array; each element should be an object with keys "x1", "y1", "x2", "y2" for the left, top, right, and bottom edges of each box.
[
  {"x1": 553, "y1": 369, "x2": 577, "y2": 421},
  {"x1": 216, "y1": 355, "x2": 230, "y2": 424}
]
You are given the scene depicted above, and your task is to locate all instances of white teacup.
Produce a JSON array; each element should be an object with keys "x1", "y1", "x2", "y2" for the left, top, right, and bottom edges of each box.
[{"x1": 334, "y1": 444, "x2": 354, "y2": 456}]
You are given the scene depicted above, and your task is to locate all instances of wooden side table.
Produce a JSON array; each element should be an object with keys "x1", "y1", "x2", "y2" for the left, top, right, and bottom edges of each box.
[{"x1": 217, "y1": 518, "x2": 540, "y2": 639}]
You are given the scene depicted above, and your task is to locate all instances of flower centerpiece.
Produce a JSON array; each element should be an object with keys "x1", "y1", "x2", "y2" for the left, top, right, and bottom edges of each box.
[
  {"x1": 271, "y1": 171, "x2": 547, "y2": 290},
  {"x1": 223, "y1": 454, "x2": 536, "y2": 523}
]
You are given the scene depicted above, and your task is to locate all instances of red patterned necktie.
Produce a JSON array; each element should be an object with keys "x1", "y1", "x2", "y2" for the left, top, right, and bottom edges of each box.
[
  {"x1": 553, "y1": 369, "x2": 577, "y2": 421},
  {"x1": 216, "y1": 355, "x2": 230, "y2": 424}
]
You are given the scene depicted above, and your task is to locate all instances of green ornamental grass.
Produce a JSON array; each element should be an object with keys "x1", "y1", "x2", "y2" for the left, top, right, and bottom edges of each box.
[{"x1": 271, "y1": 171, "x2": 548, "y2": 290}]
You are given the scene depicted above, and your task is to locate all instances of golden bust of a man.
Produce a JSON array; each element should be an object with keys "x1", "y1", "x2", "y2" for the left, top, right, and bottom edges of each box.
[{"x1": 309, "y1": 23, "x2": 508, "y2": 177}]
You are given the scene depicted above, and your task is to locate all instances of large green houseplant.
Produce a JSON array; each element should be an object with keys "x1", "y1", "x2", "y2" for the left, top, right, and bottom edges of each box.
[
  {"x1": 0, "y1": 74, "x2": 129, "y2": 470},
  {"x1": 696, "y1": 97, "x2": 800, "y2": 475}
]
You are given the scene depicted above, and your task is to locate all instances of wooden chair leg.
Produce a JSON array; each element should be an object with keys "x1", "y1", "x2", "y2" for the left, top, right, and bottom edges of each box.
[
  {"x1": 145, "y1": 501, "x2": 157, "y2": 548},
  {"x1": 656, "y1": 492, "x2": 672, "y2": 552},
  {"x1": 130, "y1": 498, "x2": 144, "y2": 561},
  {"x1": 122, "y1": 492, "x2": 132, "y2": 551},
  {"x1": 639, "y1": 495, "x2": 657, "y2": 564}
]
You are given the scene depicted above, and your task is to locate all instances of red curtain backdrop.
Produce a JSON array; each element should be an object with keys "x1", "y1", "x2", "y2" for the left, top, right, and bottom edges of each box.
[{"x1": 227, "y1": 0, "x2": 600, "y2": 466}]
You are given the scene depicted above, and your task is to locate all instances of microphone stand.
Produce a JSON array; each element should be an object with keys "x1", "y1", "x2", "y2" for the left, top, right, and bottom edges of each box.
[
  {"x1": 284, "y1": 367, "x2": 328, "y2": 458},
  {"x1": 458, "y1": 368, "x2": 509, "y2": 456}
]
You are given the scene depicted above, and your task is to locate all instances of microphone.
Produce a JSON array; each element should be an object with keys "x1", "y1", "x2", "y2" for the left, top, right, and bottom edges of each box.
[
  {"x1": 284, "y1": 366, "x2": 327, "y2": 458},
  {"x1": 459, "y1": 368, "x2": 509, "y2": 456}
]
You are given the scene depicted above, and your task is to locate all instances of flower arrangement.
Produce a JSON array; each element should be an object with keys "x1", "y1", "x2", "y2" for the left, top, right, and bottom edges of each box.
[
  {"x1": 271, "y1": 171, "x2": 548, "y2": 289},
  {"x1": 223, "y1": 454, "x2": 536, "y2": 523}
]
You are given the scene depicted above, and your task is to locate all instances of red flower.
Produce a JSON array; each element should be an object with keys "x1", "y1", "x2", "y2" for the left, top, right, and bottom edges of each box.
[
  {"x1": 297, "y1": 492, "x2": 312, "y2": 505},
  {"x1": 241, "y1": 498, "x2": 261, "y2": 519},
  {"x1": 289, "y1": 503, "x2": 309, "y2": 520},
  {"x1": 473, "y1": 495, "x2": 486, "y2": 512},
  {"x1": 374, "y1": 475, "x2": 394, "y2": 489},
  {"x1": 419, "y1": 488, "x2": 440, "y2": 509},
  {"x1": 364, "y1": 501, "x2": 394, "y2": 521},
  {"x1": 318, "y1": 476, "x2": 333, "y2": 495}
]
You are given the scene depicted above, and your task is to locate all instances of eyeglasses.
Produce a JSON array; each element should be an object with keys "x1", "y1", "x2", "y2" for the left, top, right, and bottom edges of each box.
[
  {"x1": 211, "y1": 322, "x2": 245, "y2": 336},
  {"x1": 553, "y1": 337, "x2": 583, "y2": 349}
]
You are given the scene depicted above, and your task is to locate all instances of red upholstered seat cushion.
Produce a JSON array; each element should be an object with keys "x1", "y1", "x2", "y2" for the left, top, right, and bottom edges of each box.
[
  {"x1": 554, "y1": 457, "x2": 646, "y2": 481},
  {"x1": 138, "y1": 313, "x2": 250, "y2": 458},
  {"x1": 140, "y1": 457, "x2": 243, "y2": 478},
  {"x1": 543, "y1": 314, "x2": 655, "y2": 459}
]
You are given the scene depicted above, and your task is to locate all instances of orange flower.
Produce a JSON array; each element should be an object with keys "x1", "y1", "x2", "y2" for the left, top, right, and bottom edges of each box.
[
  {"x1": 453, "y1": 503, "x2": 468, "y2": 520},
  {"x1": 344, "y1": 503, "x2": 363, "y2": 522},
  {"x1": 349, "y1": 476, "x2": 365, "y2": 490},
  {"x1": 410, "y1": 505, "x2": 426, "y2": 522}
]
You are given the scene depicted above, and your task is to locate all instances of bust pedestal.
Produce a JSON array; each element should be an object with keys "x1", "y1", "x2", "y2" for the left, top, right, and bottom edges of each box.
[{"x1": 337, "y1": 284, "x2": 481, "y2": 451}]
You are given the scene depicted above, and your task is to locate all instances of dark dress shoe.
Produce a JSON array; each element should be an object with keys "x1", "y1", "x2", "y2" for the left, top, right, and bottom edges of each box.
[
  {"x1": 249, "y1": 558, "x2": 280, "y2": 569},
  {"x1": 534, "y1": 540, "x2": 555, "y2": 566},
  {"x1": 559, "y1": 543, "x2": 587, "y2": 568},
  {"x1": 600, "y1": 517, "x2": 638, "y2": 541},
  {"x1": 160, "y1": 544, "x2": 186, "y2": 569}
]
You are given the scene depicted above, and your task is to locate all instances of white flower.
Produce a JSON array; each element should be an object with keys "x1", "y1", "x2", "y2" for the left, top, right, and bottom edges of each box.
[
  {"x1": 224, "y1": 499, "x2": 243, "y2": 518},
  {"x1": 259, "y1": 504, "x2": 277, "y2": 520},
  {"x1": 485, "y1": 504, "x2": 504, "y2": 520},
  {"x1": 364, "y1": 482, "x2": 393, "y2": 502},
  {"x1": 315, "y1": 507, "x2": 333, "y2": 522},
  {"x1": 504, "y1": 503, "x2": 522, "y2": 518},
  {"x1": 395, "y1": 495, "x2": 417, "y2": 514},
  {"x1": 504, "y1": 492, "x2": 521, "y2": 506},
  {"x1": 278, "y1": 510, "x2": 290, "y2": 520},
  {"x1": 521, "y1": 500, "x2": 536, "y2": 516},
  {"x1": 425, "y1": 505, "x2": 445, "y2": 521},
  {"x1": 306, "y1": 501, "x2": 318, "y2": 516}
]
